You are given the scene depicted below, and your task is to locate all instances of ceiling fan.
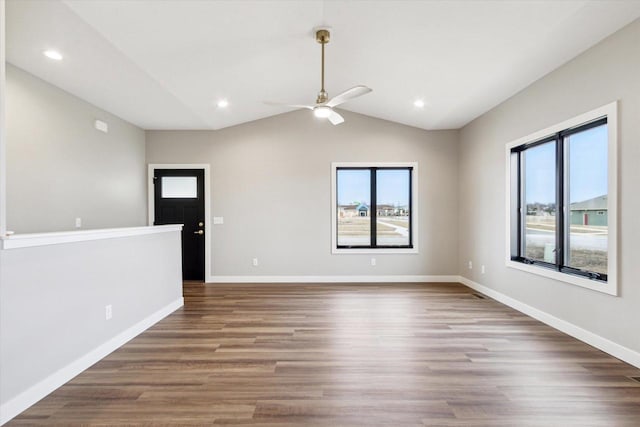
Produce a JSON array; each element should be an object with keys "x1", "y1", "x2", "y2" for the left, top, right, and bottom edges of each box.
[{"x1": 265, "y1": 28, "x2": 372, "y2": 125}]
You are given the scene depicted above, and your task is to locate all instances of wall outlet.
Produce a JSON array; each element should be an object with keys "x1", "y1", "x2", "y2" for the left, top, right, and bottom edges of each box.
[
  {"x1": 75, "y1": 217, "x2": 82, "y2": 228},
  {"x1": 105, "y1": 304, "x2": 112, "y2": 320},
  {"x1": 371, "y1": 258, "x2": 376, "y2": 266},
  {"x1": 252, "y1": 258, "x2": 259, "y2": 267},
  {"x1": 481, "y1": 265, "x2": 486, "y2": 274},
  {"x1": 468, "y1": 261, "x2": 473, "y2": 270}
]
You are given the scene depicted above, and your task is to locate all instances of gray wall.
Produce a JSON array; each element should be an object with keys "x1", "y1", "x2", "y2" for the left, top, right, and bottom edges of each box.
[
  {"x1": 0, "y1": 2, "x2": 7, "y2": 236},
  {"x1": 0, "y1": 230, "x2": 183, "y2": 407},
  {"x1": 146, "y1": 111, "x2": 459, "y2": 278},
  {"x1": 6, "y1": 64, "x2": 147, "y2": 233},
  {"x1": 458, "y1": 19, "x2": 640, "y2": 353}
]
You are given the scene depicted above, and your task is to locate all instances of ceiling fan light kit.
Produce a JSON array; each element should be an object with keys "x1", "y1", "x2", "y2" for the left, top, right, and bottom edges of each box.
[
  {"x1": 313, "y1": 106, "x2": 333, "y2": 118},
  {"x1": 264, "y1": 27, "x2": 372, "y2": 125}
]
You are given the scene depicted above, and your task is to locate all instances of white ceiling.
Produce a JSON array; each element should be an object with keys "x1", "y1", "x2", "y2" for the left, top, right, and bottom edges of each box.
[{"x1": 6, "y1": 0, "x2": 640, "y2": 130}]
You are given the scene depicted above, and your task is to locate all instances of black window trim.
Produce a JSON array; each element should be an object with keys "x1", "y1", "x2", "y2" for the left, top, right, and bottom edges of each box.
[
  {"x1": 336, "y1": 166, "x2": 413, "y2": 250},
  {"x1": 510, "y1": 116, "x2": 608, "y2": 283}
]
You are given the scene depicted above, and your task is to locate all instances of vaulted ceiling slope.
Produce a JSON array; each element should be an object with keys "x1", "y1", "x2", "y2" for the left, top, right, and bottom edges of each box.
[{"x1": 6, "y1": 1, "x2": 640, "y2": 130}]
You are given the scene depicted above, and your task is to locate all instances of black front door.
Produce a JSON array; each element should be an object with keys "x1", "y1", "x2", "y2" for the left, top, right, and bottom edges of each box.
[{"x1": 154, "y1": 169, "x2": 205, "y2": 281}]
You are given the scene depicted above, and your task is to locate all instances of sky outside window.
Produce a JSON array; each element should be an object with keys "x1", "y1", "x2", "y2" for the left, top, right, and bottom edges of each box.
[
  {"x1": 568, "y1": 124, "x2": 607, "y2": 203},
  {"x1": 337, "y1": 169, "x2": 370, "y2": 205},
  {"x1": 337, "y1": 169, "x2": 409, "y2": 206},
  {"x1": 524, "y1": 124, "x2": 607, "y2": 205}
]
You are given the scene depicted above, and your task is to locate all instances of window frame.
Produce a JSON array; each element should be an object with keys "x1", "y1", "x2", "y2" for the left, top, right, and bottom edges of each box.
[
  {"x1": 505, "y1": 102, "x2": 618, "y2": 296},
  {"x1": 331, "y1": 162, "x2": 419, "y2": 254}
]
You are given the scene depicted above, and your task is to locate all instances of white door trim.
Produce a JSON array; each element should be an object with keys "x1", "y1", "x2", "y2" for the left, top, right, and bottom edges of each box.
[{"x1": 148, "y1": 164, "x2": 212, "y2": 279}]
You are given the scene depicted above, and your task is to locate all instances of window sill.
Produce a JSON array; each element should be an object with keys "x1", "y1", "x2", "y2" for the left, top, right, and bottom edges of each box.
[
  {"x1": 333, "y1": 248, "x2": 419, "y2": 255},
  {"x1": 505, "y1": 259, "x2": 617, "y2": 296}
]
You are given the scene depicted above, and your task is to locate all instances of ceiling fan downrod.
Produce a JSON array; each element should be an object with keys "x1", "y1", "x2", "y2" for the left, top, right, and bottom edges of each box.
[{"x1": 316, "y1": 28, "x2": 330, "y2": 104}]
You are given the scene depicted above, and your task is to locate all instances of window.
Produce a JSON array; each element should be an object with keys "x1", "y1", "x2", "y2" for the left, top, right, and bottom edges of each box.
[
  {"x1": 332, "y1": 163, "x2": 417, "y2": 253},
  {"x1": 507, "y1": 102, "x2": 617, "y2": 295},
  {"x1": 161, "y1": 176, "x2": 198, "y2": 198}
]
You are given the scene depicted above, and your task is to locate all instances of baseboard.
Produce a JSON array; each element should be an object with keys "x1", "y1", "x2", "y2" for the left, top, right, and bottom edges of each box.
[
  {"x1": 458, "y1": 276, "x2": 640, "y2": 369},
  {"x1": 206, "y1": 275, "x2": 460, "y2": 283},
  {"x1": 0, "y1": 297, "x2": 184, "y2": 425}
]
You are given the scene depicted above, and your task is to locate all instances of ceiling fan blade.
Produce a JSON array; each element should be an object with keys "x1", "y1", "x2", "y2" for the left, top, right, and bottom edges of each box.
[
  {"x1": 327, "y1": 110, "x2": 345, "y2": 125},
  {"x1": 264, "y1": 101, "x2": 313, "y2": 110},
  {"x1": 326, "y1": 85, "x2": 372, "y2": 107}
]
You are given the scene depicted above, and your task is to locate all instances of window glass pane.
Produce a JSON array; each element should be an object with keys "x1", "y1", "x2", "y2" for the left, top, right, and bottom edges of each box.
[
  {"x1": 376, "y1": 169, "x2": 410, "y2": 246},
  {"x1": 566, "y1": 123, "x2": 608, "y2": 275},
  {"x1": 523, "y1": 141, "x2": 557, "y2": 262},
  {"x1": 161, "y1": 176, "x2": 197, "y2": 198},
  {"x1": 337, "y1": 170, "x2": 370, "y2": 246}
]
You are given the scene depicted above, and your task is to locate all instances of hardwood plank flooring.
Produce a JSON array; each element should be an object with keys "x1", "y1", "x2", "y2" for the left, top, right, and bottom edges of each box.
[{"x1": 9, "y1": 282, "x2": 640, "y2": 426}]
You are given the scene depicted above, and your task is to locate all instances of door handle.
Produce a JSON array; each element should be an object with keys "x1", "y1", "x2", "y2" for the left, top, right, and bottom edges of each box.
[{"x1": 194, "y1": 230, "x2": 204, "y2": 235}]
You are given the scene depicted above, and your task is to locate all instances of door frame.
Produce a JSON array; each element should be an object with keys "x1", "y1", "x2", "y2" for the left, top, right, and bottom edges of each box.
[{"x1": 148, "y1": 164, "x2": 211, "y2": 281}]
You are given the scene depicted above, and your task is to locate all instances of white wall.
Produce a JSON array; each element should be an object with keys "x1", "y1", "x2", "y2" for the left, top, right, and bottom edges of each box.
[
  {"x1": 0, "y1": 228, "x2": 183, "y2": 423},
  {"x1": 5, "y1": 64, "x2": 147, "y2": 233},
  {"x1": 458, "y1": 19, "x2": 640, "y2": 354},
  {"x1": 146, "y1": 110, "x2": 459, "y2": 280}
]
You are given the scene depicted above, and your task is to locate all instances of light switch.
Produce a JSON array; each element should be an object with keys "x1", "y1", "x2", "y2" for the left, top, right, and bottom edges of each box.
[
  {"x1": 213, "y1": 217, "x2": 224, "y2": 225},
  {"x1": 94, "y1": 119, "x2": 108, "y2": 133}
]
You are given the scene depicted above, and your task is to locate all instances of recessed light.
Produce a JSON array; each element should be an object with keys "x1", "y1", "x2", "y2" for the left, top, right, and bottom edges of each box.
[
  {"x1": 43, "y1": 50, "x2": 63, "y2": 61},
  {"x1": 217, "y1": 99, "x2": 229, "y2": 108},
  {"x1": 413, "y1": 99, "x2": 425, "y2": 108}
]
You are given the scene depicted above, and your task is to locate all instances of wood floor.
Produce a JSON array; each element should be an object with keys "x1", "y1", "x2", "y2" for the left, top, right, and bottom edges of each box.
[{"x1": 10, "y1": 282, "x2": 640, "y2": 426}]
